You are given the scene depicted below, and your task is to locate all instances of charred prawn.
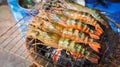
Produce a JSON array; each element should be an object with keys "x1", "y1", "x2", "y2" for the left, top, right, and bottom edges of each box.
[
  {"x1": 38, "y1": 13, "x2": 101, "y2": 39},
  {"x1": 26, "y1": 27, "x2": 100, "y2": 63},
  {"x1": 29, "y1": 17, "x2": 101, "y2": 52}
]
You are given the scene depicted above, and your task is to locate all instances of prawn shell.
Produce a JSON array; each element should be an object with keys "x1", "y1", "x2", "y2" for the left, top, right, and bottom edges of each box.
[
  {"x1": 48, "y1": 13, "x2": 101, "y2": 39},
  {"x1": 29, "y1": 18, "x2": 101, "y2": 52},
  {"x1": 63, "y1": 0, "x2": 109, "y2": 28}
]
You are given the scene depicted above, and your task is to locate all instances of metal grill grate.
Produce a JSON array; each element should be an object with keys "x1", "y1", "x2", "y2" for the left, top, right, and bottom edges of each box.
[
  {"x1": 0, "y1": 3, "x2": 42, "y2": 62},
  {"x1": 0, "y1": 15, "x2": 29, "y2": 61}
]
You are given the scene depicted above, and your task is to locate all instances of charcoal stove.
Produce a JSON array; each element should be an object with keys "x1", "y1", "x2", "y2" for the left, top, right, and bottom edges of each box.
[{"x1": 24, "y1": 24, "x2": 119, "y2": 67}]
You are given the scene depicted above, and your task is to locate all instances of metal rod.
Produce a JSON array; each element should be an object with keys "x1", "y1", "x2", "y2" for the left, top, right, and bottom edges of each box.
[
  {"x1": 2, "y1": 30, "x2": 25, "y2": 48},
  {"x1": 2, "y1": 33, "x2": 21, "y2": 48},
  {"x1": 14, "y1": 36, "x2": 25, "y2": 53},
  {"x1": 0, "y1": 15, "x2": 28, "y2": 37},
  {"x1": 19, "y1": 48, "x2": 26, "y2": 56},
  {"x1": 0, "y1": 22, "x2": 27, "y2": 45},
  {"x1": 8, "y1": 36, "x2": 25, "y2": 51}
]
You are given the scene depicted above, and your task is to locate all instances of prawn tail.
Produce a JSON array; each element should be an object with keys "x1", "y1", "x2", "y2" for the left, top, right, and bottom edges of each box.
[
  {"x1": 95, "y1": 27, "x2": 104, "y2": 36},
  {"x1": 88, "y1": 42, "x2": 100, "y2": 53}
]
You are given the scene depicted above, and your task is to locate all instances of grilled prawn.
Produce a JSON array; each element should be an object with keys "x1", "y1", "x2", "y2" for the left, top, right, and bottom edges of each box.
[
  {"x1": 45, "y1": 13, "x2": 102, "y2": 38},
  {"x1": 52, "y1": 9, "x2": 104, "y2": 35},
  {"x1": 26, "y1": 28, "x2": 100, "y2": 63},
  {"x1": 29, "y1": 17, "x2": 100, "y2": 52},
  {"x1": 63, "y1": 0, "x2": 109, "y2": 28}
]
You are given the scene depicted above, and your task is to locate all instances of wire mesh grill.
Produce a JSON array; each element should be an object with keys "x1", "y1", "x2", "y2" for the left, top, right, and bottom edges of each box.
[
  {"x1": 0, "y1": 15, "x2": 29, "y2": 61},
  {"x1": 0, "y1": 0, "x2": 120, "y2": 67},
  {"x1": 0, "y1": 3, "x2": 42, "y2": 62}
]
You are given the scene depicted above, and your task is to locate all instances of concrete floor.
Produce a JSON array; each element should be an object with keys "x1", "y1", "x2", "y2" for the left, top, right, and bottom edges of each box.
[
  {"x1": 0, "y1": 48, "x2": 31, "y2": 67},
  {"x1": 0, "y1": 5, "x2": 32, "y2": 67}
]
